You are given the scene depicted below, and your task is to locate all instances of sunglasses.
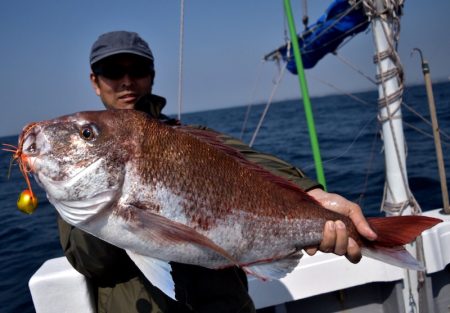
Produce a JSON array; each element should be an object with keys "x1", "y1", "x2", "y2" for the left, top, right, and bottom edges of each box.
[{"x1": 94, "y1": 63, "x2": 153, "y2": 80}]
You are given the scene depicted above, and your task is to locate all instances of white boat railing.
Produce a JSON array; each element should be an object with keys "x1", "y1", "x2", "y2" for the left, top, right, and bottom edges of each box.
[{"x1": 29, "y1": 209, "x2": 450, "y2": 312}]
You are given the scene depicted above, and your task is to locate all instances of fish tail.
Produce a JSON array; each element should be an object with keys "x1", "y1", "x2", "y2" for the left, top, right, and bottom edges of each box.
[{"x1": 360, "y1": 216, "x2": 442, "y2": 271}]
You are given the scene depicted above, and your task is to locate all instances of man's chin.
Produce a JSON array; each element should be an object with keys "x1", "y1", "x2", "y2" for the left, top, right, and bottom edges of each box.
[{"x1": 116, "y1": 101, "x2": 136, "y2": 110}]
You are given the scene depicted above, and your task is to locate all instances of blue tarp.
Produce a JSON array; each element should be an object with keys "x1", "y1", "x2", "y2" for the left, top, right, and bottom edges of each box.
[{"x1": 278, "y1": 0, "x2": 369, "y2": 73}]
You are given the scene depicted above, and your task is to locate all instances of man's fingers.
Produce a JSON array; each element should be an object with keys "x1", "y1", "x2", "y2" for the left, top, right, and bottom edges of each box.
[
  {"x1": 345, "y1": 238, "x2": 362, "y2": 263},
  {"x1": 304, "y1": 247, "x2": 318, "y2": 256},
  {"x1": 309, "y1": 189, "x2": 377, "y2": 242},
  {"x1": 305, "y1": 189, "x2": 376, "y2": 262},
  {"x1": 319, "y1": 221, "x2": 336, "y2": 252},
  {"x1": 305, "y1": 221, "x2": 362, "y2": 263},
  {"x1": 333, "y1": 220, "x2": 348, "y2": 256}
]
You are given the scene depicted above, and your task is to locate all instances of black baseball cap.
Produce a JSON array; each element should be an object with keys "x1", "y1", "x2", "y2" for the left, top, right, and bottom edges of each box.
[{"x1": 90, "y1": 31, "x2": 154, "y2": 66}]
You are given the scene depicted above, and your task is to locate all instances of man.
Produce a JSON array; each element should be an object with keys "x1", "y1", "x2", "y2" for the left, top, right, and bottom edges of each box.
[{"x1": 58, "y1": 31, "x2": 376, "y2": 313}]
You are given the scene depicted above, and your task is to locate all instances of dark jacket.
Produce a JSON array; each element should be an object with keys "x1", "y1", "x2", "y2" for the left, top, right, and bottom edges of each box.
[{"x1": 58, "y1": 94, "x2": 320, "y2": 313}]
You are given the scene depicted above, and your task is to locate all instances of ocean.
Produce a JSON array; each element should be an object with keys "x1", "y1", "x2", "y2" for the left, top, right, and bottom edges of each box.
[{"x1": 1, "y1": 81, "x2": 449, "y2": 312}]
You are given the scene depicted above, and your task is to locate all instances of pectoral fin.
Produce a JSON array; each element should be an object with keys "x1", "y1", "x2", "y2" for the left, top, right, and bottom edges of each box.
[
  {"x1": 126, "y1": 251, "x2": 176, "y2": 300},
  {"x1": 130, "y1": 208, "x2": 238, "y2": 265}
]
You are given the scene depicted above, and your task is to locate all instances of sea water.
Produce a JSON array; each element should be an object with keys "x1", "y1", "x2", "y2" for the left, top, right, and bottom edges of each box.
[{"x1": 1, "y1": 82, "x2": 449, "y2": 312}]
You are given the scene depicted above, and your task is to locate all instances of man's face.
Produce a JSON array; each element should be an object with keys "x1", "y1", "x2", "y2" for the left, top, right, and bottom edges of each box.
[{"x1": 90, "y1": 54, "x2": 154, "y2": 110}]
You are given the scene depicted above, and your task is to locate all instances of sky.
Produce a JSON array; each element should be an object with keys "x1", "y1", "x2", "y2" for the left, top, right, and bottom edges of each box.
[{"x1": 0, "y1": 0, "x2": 449, "y2": 137}]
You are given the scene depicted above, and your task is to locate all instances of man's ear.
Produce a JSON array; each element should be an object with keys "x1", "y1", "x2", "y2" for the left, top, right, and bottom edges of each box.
[{"x1": 90, "y1": 73, "x2": 101, "y2": 96}]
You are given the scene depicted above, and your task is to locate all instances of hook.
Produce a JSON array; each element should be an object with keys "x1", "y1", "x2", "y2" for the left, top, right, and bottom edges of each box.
[{"x1": 411, "y1": 48, "x2": 424, "y2": 65}]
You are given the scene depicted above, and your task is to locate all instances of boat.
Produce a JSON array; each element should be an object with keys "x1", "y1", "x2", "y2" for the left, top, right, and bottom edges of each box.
[{"x1": 28, "y1": 0, "x2": 450, "y2": 312}]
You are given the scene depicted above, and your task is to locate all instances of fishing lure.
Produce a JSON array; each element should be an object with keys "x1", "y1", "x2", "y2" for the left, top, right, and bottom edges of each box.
[
  {"x1": 3, "y1": 124, "x2": 39, "y2": 214},
  {"x1": 16, "y1": 189, "x2": 38, "y2": 214}
]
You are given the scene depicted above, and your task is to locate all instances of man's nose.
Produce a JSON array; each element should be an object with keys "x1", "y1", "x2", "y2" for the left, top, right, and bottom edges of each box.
[{"x1": 120, "y1": 74, "x2": 134, "y2": 87}]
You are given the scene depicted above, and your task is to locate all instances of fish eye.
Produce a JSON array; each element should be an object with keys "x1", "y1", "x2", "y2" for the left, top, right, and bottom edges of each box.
[{"x1": 80, "y1": 125, "x2": 96, "y2": 141}]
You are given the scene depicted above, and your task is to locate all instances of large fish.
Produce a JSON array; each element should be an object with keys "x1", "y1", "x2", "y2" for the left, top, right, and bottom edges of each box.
[{"x1": 15, "y1": 109, "x2": 441, "y2": 299}]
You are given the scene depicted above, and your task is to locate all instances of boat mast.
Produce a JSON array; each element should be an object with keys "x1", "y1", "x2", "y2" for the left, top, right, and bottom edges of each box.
[
  {"x1": 367, "y1": 0, "x2": 418, "y2": 217},
  {"x1": 367, "y1": 1, "x2": 423, "y2": 311}
]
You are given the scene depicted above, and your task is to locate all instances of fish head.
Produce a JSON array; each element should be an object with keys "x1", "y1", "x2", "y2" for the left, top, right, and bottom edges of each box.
[{"x1": 18, "y1": 110, "x2": 138, "y2": 225}]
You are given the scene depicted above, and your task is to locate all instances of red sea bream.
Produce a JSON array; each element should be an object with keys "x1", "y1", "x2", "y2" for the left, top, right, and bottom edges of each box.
[{"x1": 15, "y1": 109, "x2": 441, "y2": 299}]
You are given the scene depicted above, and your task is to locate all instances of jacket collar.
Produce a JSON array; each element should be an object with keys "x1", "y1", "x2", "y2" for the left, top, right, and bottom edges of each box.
[{"x1": 134, "y1": 93, "x2": 167, "y2": 118}]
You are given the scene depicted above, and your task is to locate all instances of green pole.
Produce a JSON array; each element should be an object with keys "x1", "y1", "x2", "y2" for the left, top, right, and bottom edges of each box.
[{"x1": 283, "y1": 0, "x2": 327, "y2": 190}]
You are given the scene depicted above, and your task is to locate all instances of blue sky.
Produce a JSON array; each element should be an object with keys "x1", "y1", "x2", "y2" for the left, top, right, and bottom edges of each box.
[{"x1": 0, "y1": 0, "x2": 449, "y2": 136}]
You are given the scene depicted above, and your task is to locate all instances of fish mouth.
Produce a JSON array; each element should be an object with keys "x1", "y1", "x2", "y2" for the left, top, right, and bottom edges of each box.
[
  {"x1": 20, "y1": 123, "x2": 42, "y2": 156},
  {"x1": 10, "y1": 123, "x2": 46, "y2": 180},
  {"x1": 22, "y1": 131, "x2": 39, "y2": 156},
  {"x1": 20, "y1": 122, "x2": 54, "y2": 160},
  {"x1": 17, "y1": 123, "x2": 56, "y2": 180}
]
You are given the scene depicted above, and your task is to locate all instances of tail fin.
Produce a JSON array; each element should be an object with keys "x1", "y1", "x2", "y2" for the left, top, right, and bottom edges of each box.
[{"x1": 361, "y1": 216, "x2": 442, "y2": 271}]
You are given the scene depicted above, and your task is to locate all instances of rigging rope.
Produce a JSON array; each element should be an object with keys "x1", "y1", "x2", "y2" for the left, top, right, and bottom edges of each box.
[
  {"x1": 303, "y1": 114, "x2": 377, "y2": 171},
  {"x1": 240, "y1": 60, "x2": 266, "y2": 140},
  {"x1": 309, "y1": 73, "x2": 373, "y2": 106},
  {"x1": 334, "y1": 52, "x2": 378, "y2": 85},
  {"x1": 317, "y1": 54, "x2": 450, "y2": 144},
  {"x1": 402, "y1": 102, "x2": 450, "y2": 141},
  {"x1": 403, "y1": 121, "x2": 450, "y2": 147},
  {"x1": 356, "y1": 123, "x2": 381, "y2": 207},
  {"x1": 249, "y1": 62, "x2": 288, "y2": 147},
  {"x1": 177, "y1": 0, "x2": 185, "y2": 120}
]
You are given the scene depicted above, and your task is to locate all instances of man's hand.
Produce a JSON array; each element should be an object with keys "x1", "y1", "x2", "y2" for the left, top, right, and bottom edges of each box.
[{"x1": 305, "y1": 188, "x2": 377, "y2": 263}]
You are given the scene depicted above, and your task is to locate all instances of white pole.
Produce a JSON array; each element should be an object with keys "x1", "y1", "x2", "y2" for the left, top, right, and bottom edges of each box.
[
  {"x1": 371, "y1": 2, "x2": 412, "y2": 216},
  {"x1": 370, "y1": 1, "x2": 419, "y2": 311}
]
